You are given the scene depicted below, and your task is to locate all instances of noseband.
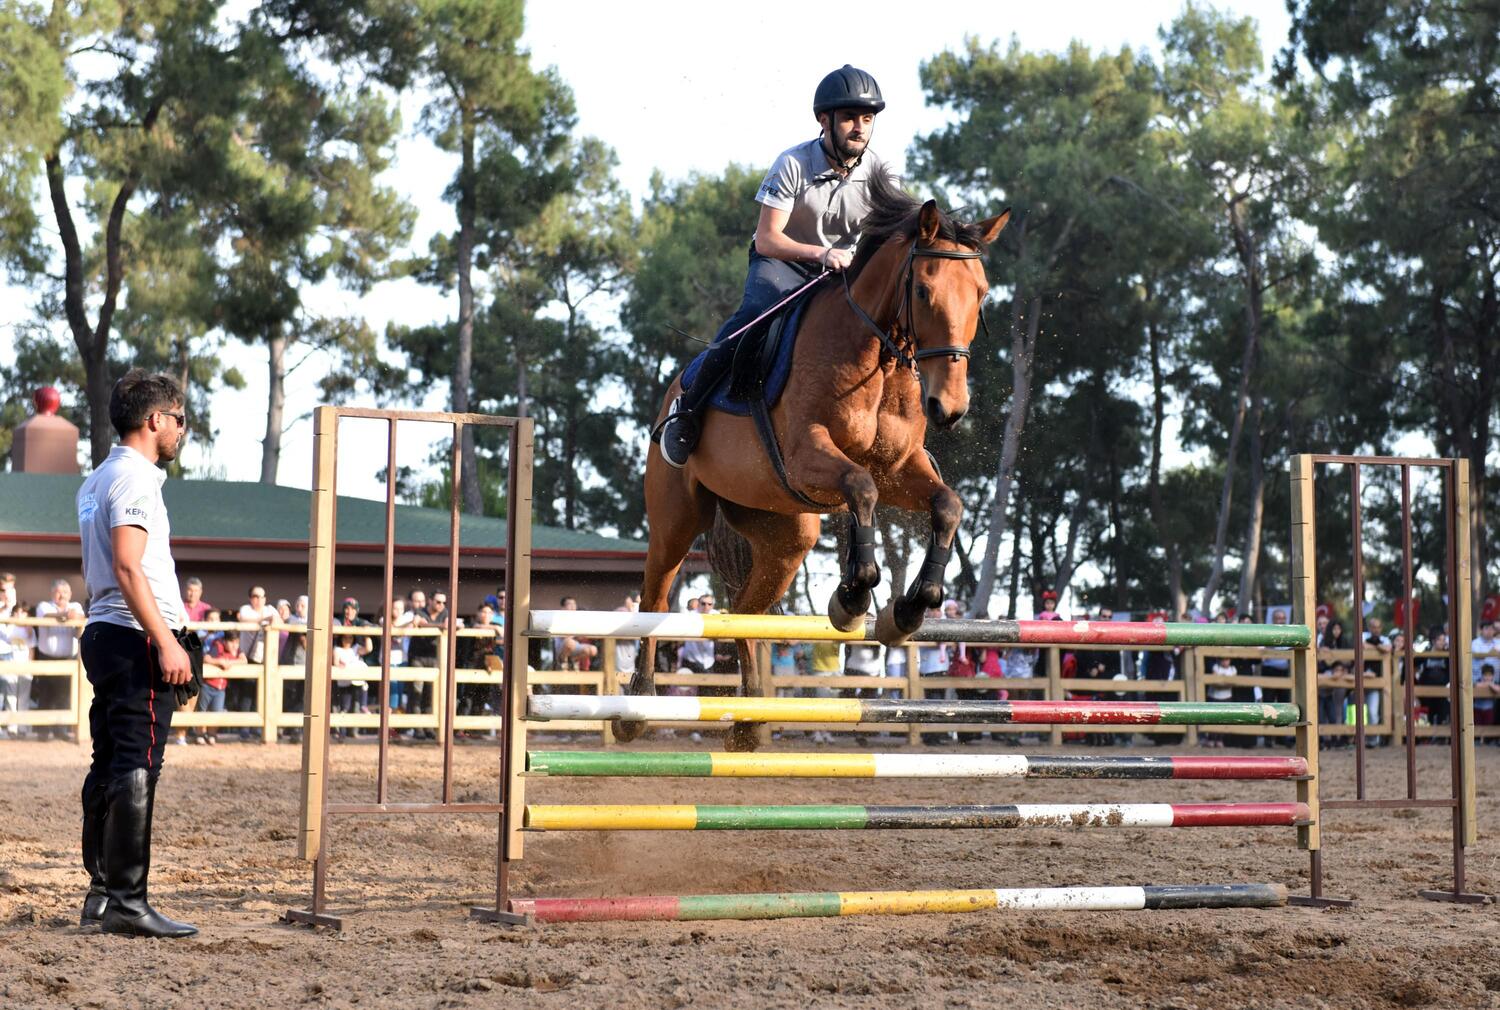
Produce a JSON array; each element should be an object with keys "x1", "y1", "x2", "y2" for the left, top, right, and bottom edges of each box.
[{"x1": 842, "y1": 242, "x2": 989, "y2": 371}]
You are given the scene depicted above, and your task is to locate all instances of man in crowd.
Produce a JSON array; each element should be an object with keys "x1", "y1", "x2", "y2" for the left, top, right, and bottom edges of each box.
[
  {"x1": 333, "y1": 597, "x2": 372, "y2": 735},
  {"x1": 550, "y1": 595, "x2": 598, "y2": 670},
  {"x1": 0, "y1": 572, "x2": 33, "y2": 737},
  {"x1": 181, "y1": 577, "x2": 212, "y2": 624},
  {"x1": 1472, "y1": 620, "x2": 1499, "y2": 686},
  {"x1": 1362, "y1": 615, "x2": 1393, "y2": 742},
  {"x1": 613, "y1": 590, "x2": 641, "y2": 680},
  {"x1": 404, "y1": 589, "x2": 437, "y2": 738},
  {"x1": 35, "y1": 578, "x2": 85, "y2": 740},
  {"x1": 170, "y1": 579, "x2": 213, "y2": 747},
  {"x1": 234, "y1": 586, "x2": 277, "y2": 728},
  {"x1": 75, "y1": 368, "x2": 198, "y2": 937},
  {"x1": 279, "y1": 595, "x2": 309, "y2": 735}
]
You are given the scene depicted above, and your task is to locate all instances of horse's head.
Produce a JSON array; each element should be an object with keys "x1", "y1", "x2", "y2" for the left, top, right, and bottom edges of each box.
[{"x1": 909, "y1": 201, "x2": 1010, "y2": 430}]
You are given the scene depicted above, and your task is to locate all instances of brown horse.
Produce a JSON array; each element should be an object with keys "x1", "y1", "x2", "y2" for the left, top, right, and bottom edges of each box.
[{"x1": 622, "y1": 180, "x2": 1009, "y2": 750}]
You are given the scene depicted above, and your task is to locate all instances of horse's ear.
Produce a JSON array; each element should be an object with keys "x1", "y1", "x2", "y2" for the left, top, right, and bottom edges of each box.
[
  {"x1": 918, "y1": 200, "x2": 941, "y2": 244},
  {"x1": 978, "y1": 209, "x2": 1011, "y2": 245}
]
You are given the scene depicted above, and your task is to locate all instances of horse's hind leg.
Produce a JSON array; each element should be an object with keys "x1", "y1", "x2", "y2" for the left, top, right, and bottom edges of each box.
[
  {"x1": 873, "y1": 453, "x2": 964, "y2": 645},
  {"x1": 614, "y1": 456, "x2": 717, "y2": 744},
  {"x1": 718, "y1": 503, "x2": 821, "y2": 752}
]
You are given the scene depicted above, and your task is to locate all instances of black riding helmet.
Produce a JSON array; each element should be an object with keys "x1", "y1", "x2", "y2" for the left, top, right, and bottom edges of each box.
[{"x1": 813, "y1": 64, "x2": 886, "y2": 116}]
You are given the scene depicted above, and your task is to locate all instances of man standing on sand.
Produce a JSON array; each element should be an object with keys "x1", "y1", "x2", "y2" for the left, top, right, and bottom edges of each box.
[{"x1": 75, "y1": 369, "x2": 200, "y2": 938}]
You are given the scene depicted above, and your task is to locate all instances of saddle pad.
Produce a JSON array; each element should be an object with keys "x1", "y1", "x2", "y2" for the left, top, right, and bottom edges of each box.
[{"x1": 680, "y1": 298, "x2": 808, "y2": 417}]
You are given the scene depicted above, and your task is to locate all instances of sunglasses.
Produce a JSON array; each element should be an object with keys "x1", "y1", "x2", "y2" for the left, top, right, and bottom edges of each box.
[{"x1": 159, "y1": 410, "x2": 186, "y2": 427}]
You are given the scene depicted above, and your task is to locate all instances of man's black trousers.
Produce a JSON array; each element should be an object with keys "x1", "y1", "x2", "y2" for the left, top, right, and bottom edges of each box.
[{"x1": 80, "y1": 623, "x2": 175, "y2": 792}]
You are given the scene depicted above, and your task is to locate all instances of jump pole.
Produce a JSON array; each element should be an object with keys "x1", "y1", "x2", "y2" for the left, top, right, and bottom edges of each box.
[
  {"x1": 511, "y1": 883, "x2": 1290, "y2": 923},
  {"x1": 526, "y1": 750, "x2": 1309, "y2": 779}
]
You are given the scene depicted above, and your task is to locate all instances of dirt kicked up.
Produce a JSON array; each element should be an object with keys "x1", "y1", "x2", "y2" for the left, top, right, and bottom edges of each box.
[{"x1": 1, "y1": 737, "x2": 1495, "y2": 1009}]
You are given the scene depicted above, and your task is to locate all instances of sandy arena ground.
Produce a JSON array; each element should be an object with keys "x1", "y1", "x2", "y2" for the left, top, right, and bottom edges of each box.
[{"x1": 1, "y1": 732, "x2": 1496, "y2": 1009}]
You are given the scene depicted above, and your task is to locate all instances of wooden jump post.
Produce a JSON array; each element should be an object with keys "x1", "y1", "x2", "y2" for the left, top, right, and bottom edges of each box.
[{"x1": 284, "y1": 406, "x2": 535, "y2": 930}]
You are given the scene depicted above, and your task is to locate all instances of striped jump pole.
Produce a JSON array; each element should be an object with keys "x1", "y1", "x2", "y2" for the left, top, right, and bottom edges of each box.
[
  {"x1": 527, "y1": 609, "x2": 1311, "y2": 647},
  {"x1": 526, "y1": 751, "x2": 1309, "y2": 780},
  {"x1": 527, "y1": 695, "x2": 1300, "y2": 726},
  {"x1": 523, "y1": 801, "x2": 1311, "y2": 831},
  {"x1": 509, "y1": 883, "x2": 1290, "y2": 923}
]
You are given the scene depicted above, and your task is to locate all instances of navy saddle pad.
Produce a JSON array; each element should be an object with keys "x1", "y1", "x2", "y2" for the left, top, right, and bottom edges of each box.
[{"x1": 680, "y1": 298, "x2": 809, "y2": 417}]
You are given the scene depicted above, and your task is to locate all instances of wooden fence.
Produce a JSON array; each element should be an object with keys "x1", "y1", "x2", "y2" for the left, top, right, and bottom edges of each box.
[{"x1": 2, "y1": 616, "x2": 1490, "y2": 746}]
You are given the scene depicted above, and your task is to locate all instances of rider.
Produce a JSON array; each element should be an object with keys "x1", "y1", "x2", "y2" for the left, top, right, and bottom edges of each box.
[{"x1": 659, "y1": 64, "x2": 900, "y2": 468}]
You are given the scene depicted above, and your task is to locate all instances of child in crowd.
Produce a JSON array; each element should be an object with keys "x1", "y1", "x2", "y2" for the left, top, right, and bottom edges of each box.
[
  {"x1": 198, "y1": 632, "x2": 244, "y2": 745},
  {"x1": 1205, "y1": 656, "x2": 1238, "y2": 748},
  {"x1": 1474, "y1": 663, "x2": 1497, "y2": 737},
  {"x1": 1319, "y1": 660, "x2": 1350, "y2": 749}
]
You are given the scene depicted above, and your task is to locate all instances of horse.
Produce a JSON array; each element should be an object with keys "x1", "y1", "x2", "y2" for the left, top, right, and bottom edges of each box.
[{"x1": 621, "y1": 178, "x2": 1010, "y2": 751}]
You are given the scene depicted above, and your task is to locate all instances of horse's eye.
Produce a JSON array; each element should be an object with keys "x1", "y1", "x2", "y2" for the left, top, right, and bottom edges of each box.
[{"x1": 916, "y1": 284, "x2": 930, "y2": 302}]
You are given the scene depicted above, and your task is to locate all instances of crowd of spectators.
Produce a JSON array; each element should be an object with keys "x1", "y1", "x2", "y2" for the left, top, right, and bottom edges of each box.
[{"x1": 3, "y1": 567, "x2": 1497, "y2": 748}]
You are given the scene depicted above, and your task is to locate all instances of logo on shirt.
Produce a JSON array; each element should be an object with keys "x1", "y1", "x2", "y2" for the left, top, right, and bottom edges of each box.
[
  {"x1": 78, "y1": 493, "x2": 99, "y2": 524},
  {"x1": 124, "y1": 494, "x2": 150, "y2": 520},
  {"x1": 760, "y1": 183, "x2": 781, "y2": 199}
]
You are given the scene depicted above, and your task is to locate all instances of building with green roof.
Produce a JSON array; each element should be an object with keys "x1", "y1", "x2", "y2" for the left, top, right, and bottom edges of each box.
[{"x1": 0, "y1": 472, "x2": 672, "y2": 617}]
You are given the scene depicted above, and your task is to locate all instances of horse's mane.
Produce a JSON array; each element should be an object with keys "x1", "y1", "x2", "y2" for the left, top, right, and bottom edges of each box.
[{"x1": 849, "y1": 174, "x2": 990, "y2": 277}]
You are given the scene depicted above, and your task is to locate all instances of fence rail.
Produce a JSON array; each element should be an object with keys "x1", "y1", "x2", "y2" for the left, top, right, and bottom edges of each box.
[{"x1": 1, "y1": 618, "x2": 1489, "y2": 746}]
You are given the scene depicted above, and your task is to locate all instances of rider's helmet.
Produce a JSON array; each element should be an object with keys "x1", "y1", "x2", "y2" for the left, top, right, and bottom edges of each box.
[{"x1": 813, "y1": 65, "x2": 886, "y2": 116}]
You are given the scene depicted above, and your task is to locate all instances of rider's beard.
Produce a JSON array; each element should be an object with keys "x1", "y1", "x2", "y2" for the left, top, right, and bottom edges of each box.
[{"x1": 830, "y1": 126, "x2": 870, "y2": 169}]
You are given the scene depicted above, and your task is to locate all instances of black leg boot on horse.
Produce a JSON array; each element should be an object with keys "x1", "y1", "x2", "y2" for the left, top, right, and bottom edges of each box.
[
  {"x1": 79, "y1": 778, "x2": 109, "y2": 926},
  {"x1": 876, "y1": 536, "x2": 952, "y2": 645},
  {"x1": 99, "y1": 769, "x2": 197, "y2": 938},
  {"x1": 828, "y1": 517, "x2": 881, "y2": 632}
]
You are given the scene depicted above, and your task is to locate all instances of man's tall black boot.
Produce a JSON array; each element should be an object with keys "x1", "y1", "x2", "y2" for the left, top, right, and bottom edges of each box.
[
  {"x1": 99, "y1": 769, "x2": 197, "y2": 938},
  {"x1": 79, "y1": 779, "x2": 109, "y2": 926}
]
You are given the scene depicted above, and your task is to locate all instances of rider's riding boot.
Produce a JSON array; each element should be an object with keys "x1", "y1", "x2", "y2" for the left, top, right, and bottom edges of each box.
[
  {"x1": 79, "y1": 778, "x2": 109, "y2": 926},
  {"x1": 658, "y1": 396, "x2": 700, "y2": 469},
  {"x1": 660, "y1": 335, "x2": 742, "y2": 469},
  {"x1": 99, "y1": 769, "x2": 198, "y2": 939}
]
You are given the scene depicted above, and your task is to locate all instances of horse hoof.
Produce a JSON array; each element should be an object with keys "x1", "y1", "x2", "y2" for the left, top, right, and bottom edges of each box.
[
  {"x1": 611, "y1": 718, "x2": 646, "y2": 743},
  {"x1": 874, "y1": 601, "x2": 917, "y2": 647},
  {"x1": 827, "y1": 589, "x2": 869, "y2": 633},
  {"x1": 723, "y1": 722, "x2": 762, "y2": 753}
]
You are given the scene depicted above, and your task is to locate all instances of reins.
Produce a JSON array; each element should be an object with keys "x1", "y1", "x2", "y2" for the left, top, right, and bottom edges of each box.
[{"x1": 841, "y1": 242, "x2": 988, "y2": 371}]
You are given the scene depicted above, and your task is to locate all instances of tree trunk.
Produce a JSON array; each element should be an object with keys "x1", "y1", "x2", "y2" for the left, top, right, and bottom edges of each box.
[
  {"x1": 969, "y1": 293, "x2": 1041, "y2": 616},
  {"x1": 1004, "y1": 500, "x2": 1023, "y2": 619},
  {"x1": 1432, "y1": 288, "x2": 1494, "y2": 613},
  {"x1": 563, "y1": 406, "x2": 578, "y2": 530},
  {"x1": 452, "y1": 104, "x2": 482, "y2": 514},
  {"x1": 1053, "y1": 391, "x2": 1101, "y2": 601},
  {"x1": 1052, "y1": 492, "x2": 1092, "y2": 600},
  {"x1": 1108, "y1": 452, "x2": 1124, "y2": 605},
  {"x1": 1200, "y1": 197, "x2": 1263, "y2": 614},
  {"x1": 1146, "y1": 322, "x2": 1186, "y2": 616},
  {"x1": 876, "y1": 505, "x2": 912, "y2": 608},
  {"x1": 1028, "y1": 499, "x2": 1047, "y2": 608},
  {"x1": 515, "y1": 340, "x2": 531, "y2": 418},
  {"x1": 1235, "y1": 392, "x2": 1266, "y2": 615},
  {"x1": 260, "y1": 329, "x2": 287, "y2": 484}
]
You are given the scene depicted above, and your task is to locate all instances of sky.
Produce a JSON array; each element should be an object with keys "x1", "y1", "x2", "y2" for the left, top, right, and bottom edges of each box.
[{"x1": 3, "y1": 0, "x2": 1300, "y2": 611}]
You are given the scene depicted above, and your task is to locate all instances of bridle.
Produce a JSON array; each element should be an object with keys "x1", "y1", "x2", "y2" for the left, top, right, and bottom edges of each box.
[{"x1": 842, "y1": 241, "x2": 989, "y2": 371}]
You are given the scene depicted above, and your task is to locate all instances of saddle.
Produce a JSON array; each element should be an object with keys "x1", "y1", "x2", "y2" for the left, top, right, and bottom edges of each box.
[
  {"x1": 678, "y1": 280, "x2": 828, "y2": 507},
  {"x1": 681, "y1": 287, "x2": 817, "y2": 417}
]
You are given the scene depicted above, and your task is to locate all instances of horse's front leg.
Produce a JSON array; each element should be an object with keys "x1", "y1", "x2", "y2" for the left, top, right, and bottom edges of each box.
[
  {"x1": 874, "y1": 453, "x2": 963, "y2": 645},
  {"x1": 784, "y1": 428, "x2": 881, "y2": 632}
]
